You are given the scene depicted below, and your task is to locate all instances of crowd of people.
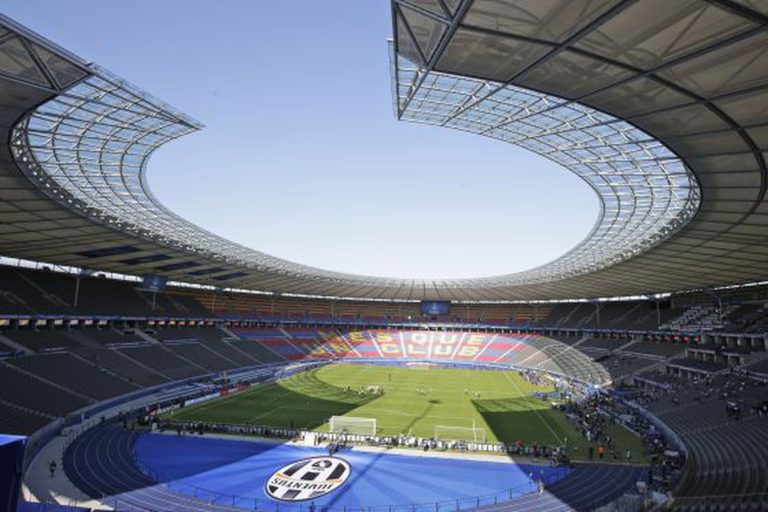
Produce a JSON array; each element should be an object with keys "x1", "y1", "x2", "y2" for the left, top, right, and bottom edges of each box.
[
  {"x1": 557, "y1": 390, "x2": 684, "y2": 494},
  {"x1": 155, "y1": 417, "x2": 573, "y2": 465}
]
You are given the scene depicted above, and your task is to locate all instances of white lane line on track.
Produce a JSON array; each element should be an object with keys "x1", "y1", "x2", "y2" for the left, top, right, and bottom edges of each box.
[
  {"x1": 118, "y1": 429, "x2": 243, "y2": 511},
  {"x1": 75, "y1": 428, "x2": 229, "y2": 512}
]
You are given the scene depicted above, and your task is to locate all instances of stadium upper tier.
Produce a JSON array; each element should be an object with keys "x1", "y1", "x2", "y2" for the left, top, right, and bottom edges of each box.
[{"x1": 0, "y1": 1, "x2": 767, "y2": 301}]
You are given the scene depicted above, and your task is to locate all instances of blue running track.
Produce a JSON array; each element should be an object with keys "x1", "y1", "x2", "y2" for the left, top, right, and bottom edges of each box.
[
  {"x1": 63, "y1": 426, "x2": 644, "y2": 511},
  {"x1": 134, "y1": 432, "x2": 565, "y2": 509}
]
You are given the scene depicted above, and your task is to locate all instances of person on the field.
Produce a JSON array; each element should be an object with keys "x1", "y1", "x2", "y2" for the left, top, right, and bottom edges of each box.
[{"x1": 49, "y1": 460, "x2": 56, "y2": 478}]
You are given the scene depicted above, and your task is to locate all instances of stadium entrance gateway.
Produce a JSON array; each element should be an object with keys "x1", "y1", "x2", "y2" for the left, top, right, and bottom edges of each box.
[{"x1": 265, "y1": 457, "x2": 351, "y2": 501}]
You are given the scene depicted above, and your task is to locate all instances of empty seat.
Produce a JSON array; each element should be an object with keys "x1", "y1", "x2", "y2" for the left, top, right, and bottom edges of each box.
[
  {"x1": 0, "y1": 364, "x2": 89, "y2": 417},
  {"x1": 0, "y1": 401, "x2": 52, "y2": 435},
  {"x1": 165, "y1": 343, "x2": 237, "y2": 372},
  {"x1": 8, "y1": 353, "x2": 137, "y2": 400},
  {"x1": 118, "y1": 346, "x2": 206, "y2": 380},
  {"x1": 75, "y1": 347, "x2": 169, "y2": 387}
]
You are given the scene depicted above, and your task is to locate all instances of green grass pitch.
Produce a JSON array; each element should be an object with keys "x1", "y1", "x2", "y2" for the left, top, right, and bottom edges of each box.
[{"x1": 167, "y1": 364, "x2": 646, "y2": 462}]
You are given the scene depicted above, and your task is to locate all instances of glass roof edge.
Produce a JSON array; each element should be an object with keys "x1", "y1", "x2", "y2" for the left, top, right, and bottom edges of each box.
[{"x1": 3, "y1": 16, "x2": 702, "y2": 292}]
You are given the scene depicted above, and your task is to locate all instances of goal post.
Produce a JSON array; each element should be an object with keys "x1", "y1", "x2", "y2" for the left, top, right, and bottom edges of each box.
[
  {"x1": 434, "y1": 425, "x2": 487, "y2": 443},
  {"x1": 328, "y1": 416, "x2": 377, "y2": 436}
]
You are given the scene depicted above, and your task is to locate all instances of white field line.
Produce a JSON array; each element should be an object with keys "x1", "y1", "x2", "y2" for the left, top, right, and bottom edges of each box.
[
  {"x1": 503, "y1": 372, "x2": 563, "y2": 445},
  {"x1": 248, "y1": 405, "x2": 286, "y2": 423}
]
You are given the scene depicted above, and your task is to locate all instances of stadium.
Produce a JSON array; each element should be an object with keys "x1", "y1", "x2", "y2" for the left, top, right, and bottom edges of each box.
[{"x1": 0, "y1": 1, "x2": 767, "y2": 511}]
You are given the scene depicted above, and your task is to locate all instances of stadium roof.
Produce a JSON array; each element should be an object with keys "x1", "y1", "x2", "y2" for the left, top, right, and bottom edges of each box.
[{"x1": 0, "y1": 1, "x2": 766, "y2": 301}]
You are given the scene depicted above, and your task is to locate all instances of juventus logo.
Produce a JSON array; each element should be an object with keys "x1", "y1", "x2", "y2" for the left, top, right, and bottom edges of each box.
[{"x1": 265, "y1": 457, "x2": 351, "y2": 501}]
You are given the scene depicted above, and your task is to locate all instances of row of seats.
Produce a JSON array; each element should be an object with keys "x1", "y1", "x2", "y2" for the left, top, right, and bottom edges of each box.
[
  {"x1": 6, "y1": 353, "x2": 137, "y2": 400},
  {"x1": 674, "y1": 418, "x2": 768, "y2": 507},
  {"x1": 598, "y1": 355, "x2": 659, "y2": 381},
  {"x1": 0, "y1": 401, "x2": 51, "y2": 434},
  {"x1": 661, "y1": 304, "x2": 740, "y2": 333},
  {"x1": 746, "y1": 357, "x2": 768, "y2": 375},
  {"x1": 3, "y1": 265, "x2": 767, "y2": 336},
  {"x1": 232, "y1": 328, "x2": 612, "y2": 385},
  {"x1": 669, "y1": 359, "x2": 728, "y2": 373},
  {"x1": 580, "y1": 337, "x2": 627, "y2": 350},
  {"x1": 75, "y1": 347, "x2": 171, "y2": 387},
  {"x1": 0, "y1": 363, "x2": 90, "y2": 417},
  {"x1": 623, "y1": 341, "x2": 688, "y2": 358},
  {"x1": 538, "y1": 302, "x2": 682, "y2": 331},
  {"x1": 0, "y1": 327, "x2": 277, "y2": 434},
  {"x1": 637, "y1": 373, "x2": 768, "y2": 508}
]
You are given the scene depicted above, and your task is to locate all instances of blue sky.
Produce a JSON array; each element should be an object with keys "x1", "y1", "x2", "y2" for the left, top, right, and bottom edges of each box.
[{"x1": 5, "y1": 1, "x2": 598, "y2": 279}]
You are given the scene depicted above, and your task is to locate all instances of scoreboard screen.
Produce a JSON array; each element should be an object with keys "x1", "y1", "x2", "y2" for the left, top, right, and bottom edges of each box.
[
  {"x1": 139, "y1": 274, "x2": 167, "y2": 293},
  {"x1": 421, "y1": 301, "x2": 451, "y2": 316}
]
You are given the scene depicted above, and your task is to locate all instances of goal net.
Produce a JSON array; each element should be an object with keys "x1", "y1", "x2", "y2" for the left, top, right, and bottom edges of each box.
[
  {"x1": 434, "y1": 425, "x2": 487, "y2": 443},
  {"x1": 328, "y1": 416, "x2": 377, "y2": 436}
]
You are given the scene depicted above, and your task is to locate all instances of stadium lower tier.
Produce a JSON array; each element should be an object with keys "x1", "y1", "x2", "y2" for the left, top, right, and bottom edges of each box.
[{"x1": 0, "y1": 328, "x2": 611, "y2": 437}]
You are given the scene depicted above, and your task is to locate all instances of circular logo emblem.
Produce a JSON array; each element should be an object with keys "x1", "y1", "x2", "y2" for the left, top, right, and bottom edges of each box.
[{"x1": 265, "y1": 456, "x2": 351, "y2": 502}]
